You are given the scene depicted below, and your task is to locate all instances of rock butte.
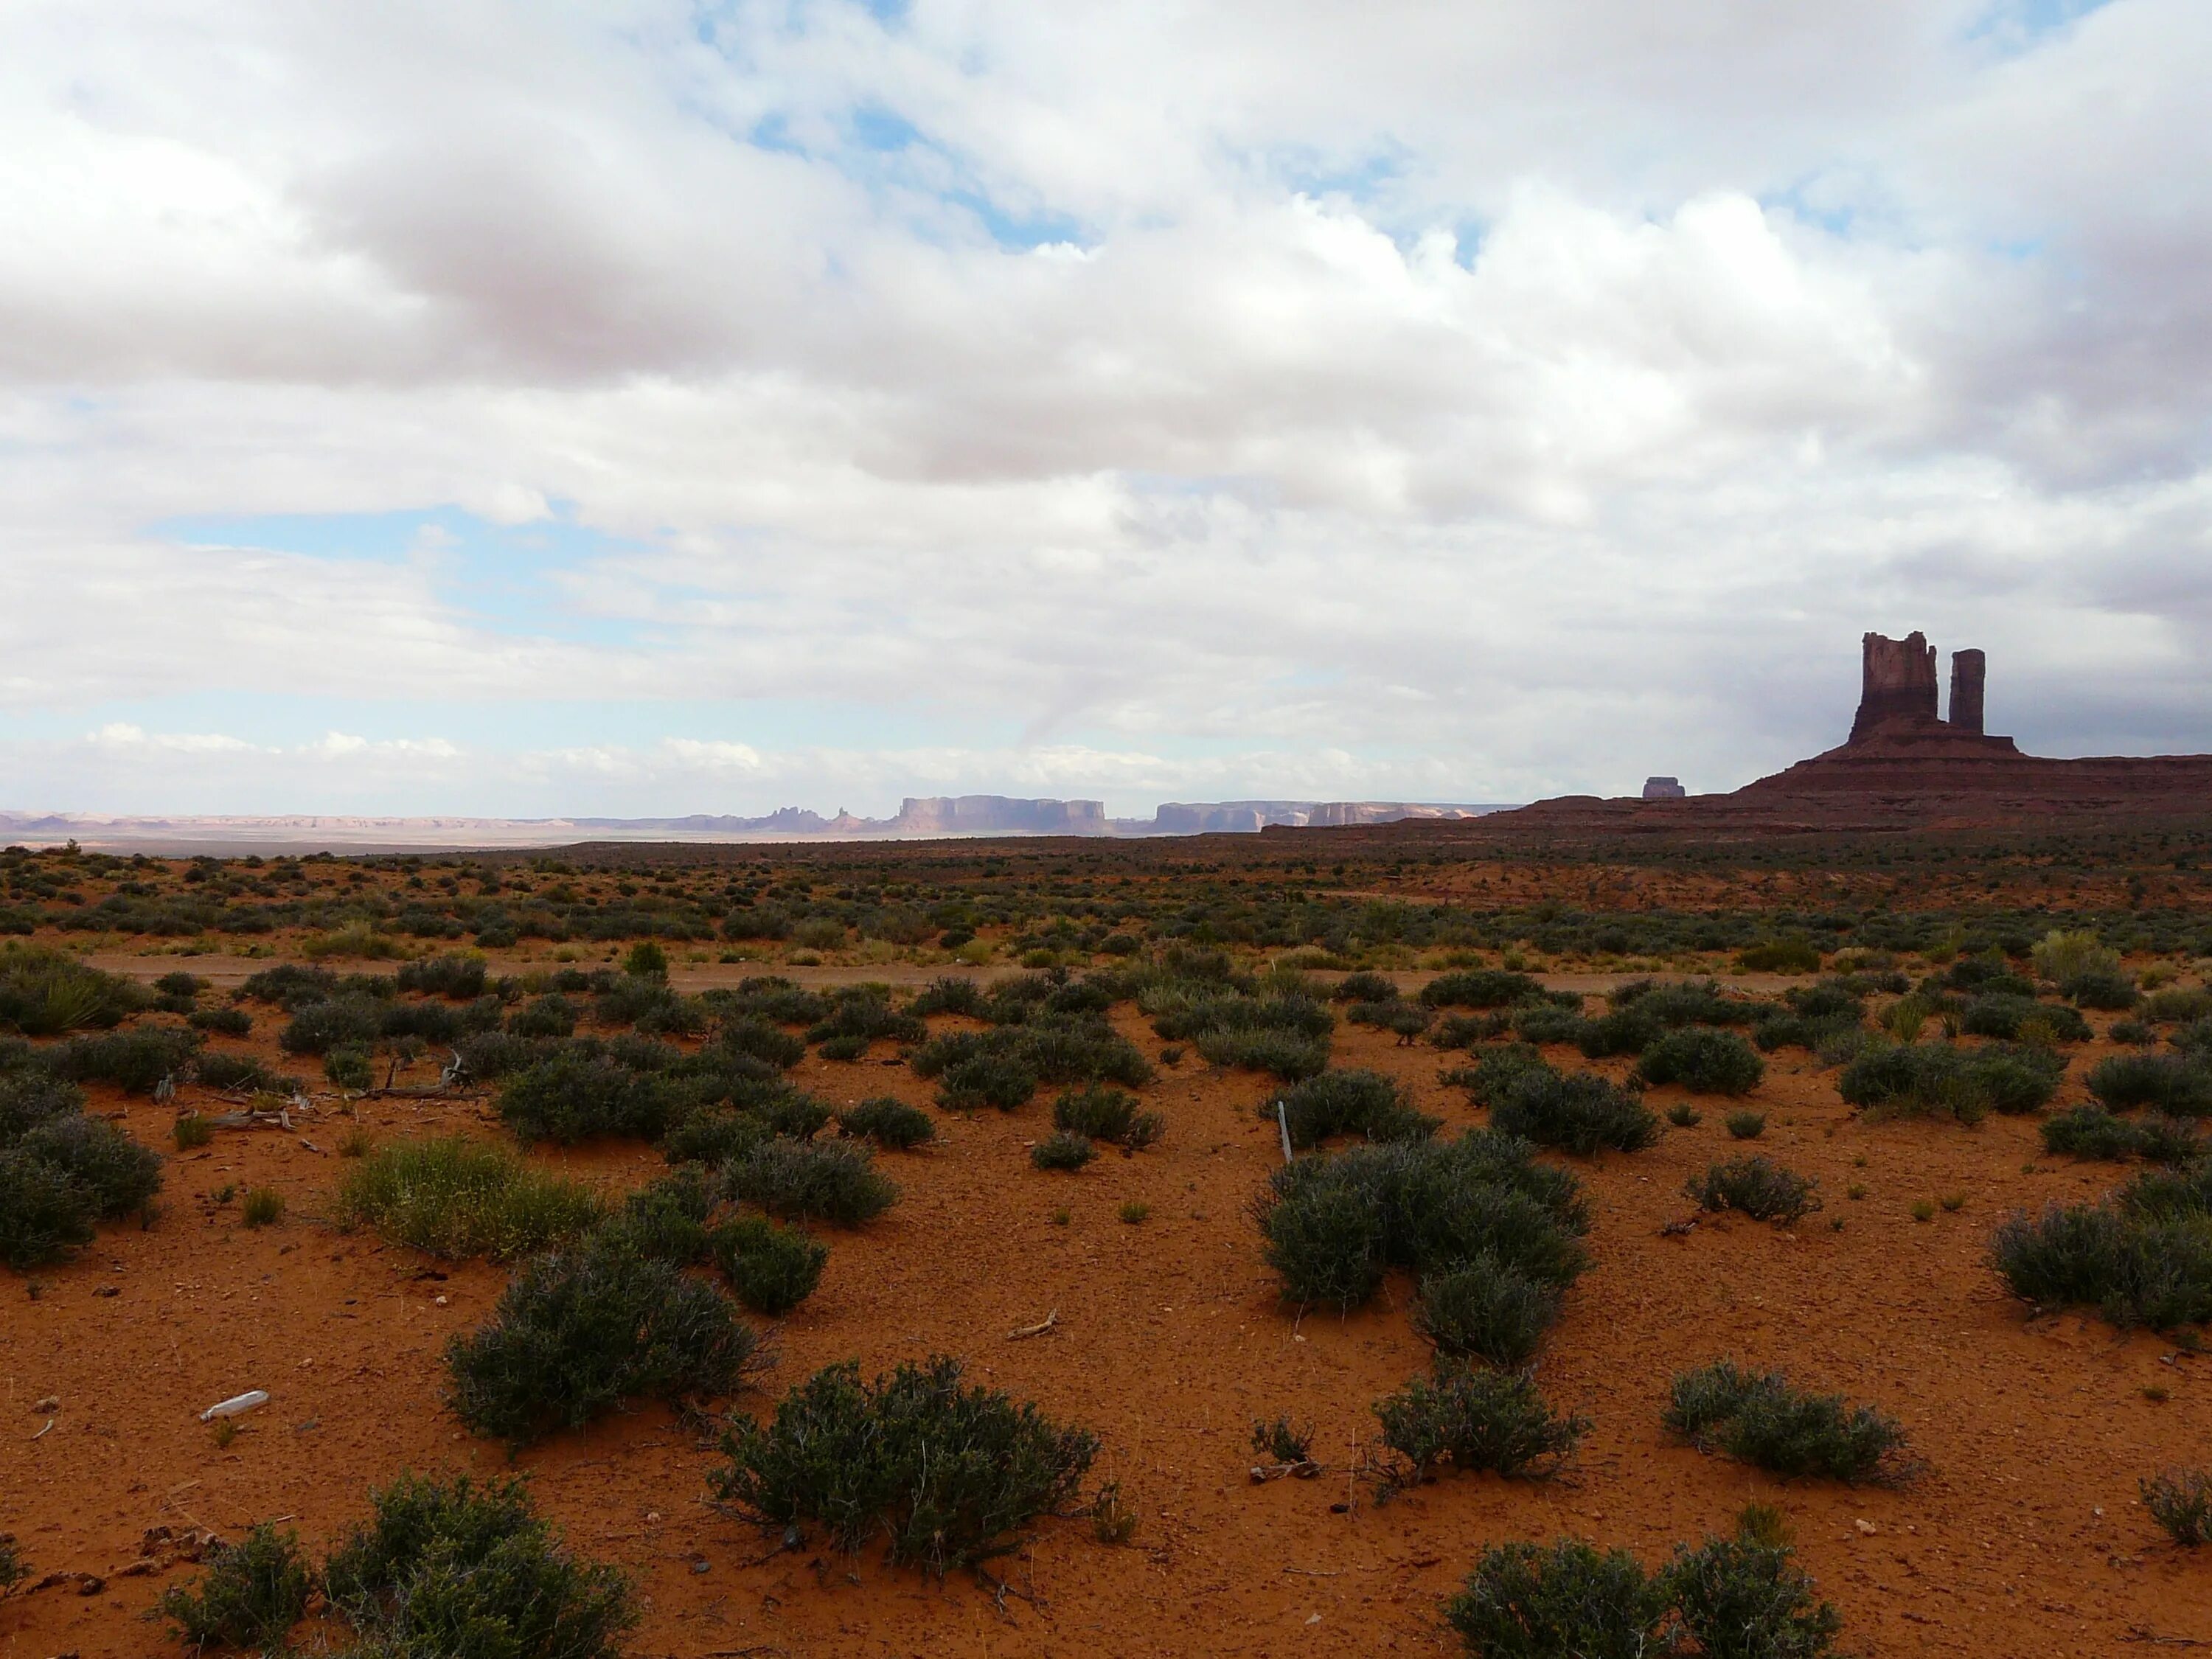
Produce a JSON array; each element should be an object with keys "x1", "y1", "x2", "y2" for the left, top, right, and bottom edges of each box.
[{"x1": 1344, "y1": 630, "x2": 2212, "y2": 839}]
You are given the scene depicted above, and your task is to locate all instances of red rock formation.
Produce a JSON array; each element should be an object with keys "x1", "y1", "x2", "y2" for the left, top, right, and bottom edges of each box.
[
  {"x1": 1848, "y1": 631, "x2": 1941, "y2": 740},
  {"x1": 1950, "y1": 649, "x2": 1986, "y2": 736}
]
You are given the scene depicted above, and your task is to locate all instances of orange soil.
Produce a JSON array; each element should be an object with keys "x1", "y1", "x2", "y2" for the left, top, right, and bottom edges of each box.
[{"x1": 5, "y1": 982, "x2": 2211, "y2": 1658}]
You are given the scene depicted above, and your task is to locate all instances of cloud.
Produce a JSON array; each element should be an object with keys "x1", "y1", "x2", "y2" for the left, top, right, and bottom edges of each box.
[{"x1": 1, "y1": 1, "x2": 2208, "y2": 813}]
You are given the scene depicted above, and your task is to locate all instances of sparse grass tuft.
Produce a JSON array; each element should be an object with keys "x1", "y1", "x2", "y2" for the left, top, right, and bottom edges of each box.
[
  {"x1": 240, "y1": 1186, "x2": 285, "y2": 1228},
  {"x1": 2143, "y1": 1469, "x2": 2212, "y2": 1546},
  {"x1": 337, "y1": 1137, "x2": 602, "y2": 1259}
]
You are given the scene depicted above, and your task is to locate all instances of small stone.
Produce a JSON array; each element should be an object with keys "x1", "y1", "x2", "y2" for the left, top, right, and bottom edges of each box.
[
  {"x1": 1854, "y1": 1520, "x2": 1878, "y2": 1537},
  {"x1": 32, "y1": 1396, "x2": 58, "y2": 1413}
]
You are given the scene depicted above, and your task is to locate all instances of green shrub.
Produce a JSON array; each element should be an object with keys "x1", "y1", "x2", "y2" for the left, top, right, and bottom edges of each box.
[
  {"x1": 447, "y1": 1242, "x2": 758, "y2": 1446},
  {"x1": 838, "y1": 1097, "x2": 934, "y2": 1150},
  {"x1": 1736, "y1": 938, "x2": 1820, "y2": 973},
  {"x1": 397, "y1": 952, "x2": 489, "y2": 999},
  {"x1": 2042, "y1": 1105, "x2": 2143, "y2": 1161},
  {"x1": 1444, "y1": 1540, "x2": 1667, "y2": 1659},
  {"x1": 712, "y1": 1211, "x2": 828, "y2": 1315},
  {"x1": 0, "y1": 944, "x2": 146, "y2": 1034},
  {"x1": 1635, "y1": 1029, "x2": 1764, "y2": 1096},
  {"x1": 909, "y1": 976, "x2": 985, "y2": 1017},
  {"x1": 1662, "y1": 1529, "x2": 1845, "y2": 1658},
  {"x1": 159, "y1": 1522, "x2": 315, "y2": 1652},
  {"x1": 1257, "y1": 1132, "x2": 1588, "y2": 1315},
  {"x1": 1192, "y1": 1025, "x2": 1331, "y2": 1080},
  {"x1": 497, "y1": 1052, "x2": 684, "y2": 1144},
  {"x1": 338, "y1": 1137, "x2": 605, "y2": 1259},
  {"x1": 1251, "y1": 1416, "x2": 1315, "y2": 1464},
  {"x1": 1687, "y1": 1157, "x2": 1818, "y2": 1225},
  {"x1": 1376, "y1": 1363, "x2": 1585, "y2": 1482},
  {"x1": 46, "y1": 1026, "x2": 201, "y2": 1093},
  {"x1": 1574, "y1": 1004, "x2": 1661, "y2": 1059},
  {"x1": 712, "y1": 1354, "x2": 1099, "y2": 1575},
  {"x1": 2066, "y1": 967, "x2": 2140, "y2": 1010},
  {"x1": 1961, "y1": 994, "x2": 2090, "y2": 1043},
  {"x1": 1433, "y1": 1012, "x2": 1512, "y2": 1048},
  {"x1": 807, "y1": 988, "x2": 926, "y2": 1052},
  {"x1": 1665, "y1": 1359, "x2": 1907, "y2": 1484},
  {"x1": 15, "y1": 1113, "x2": 162, "y2": 1217},
  {"x1": 1839, "y1": 1040, "x2": 2062, "y2": 1122},
  {"x1": 1725, "y1": 1110, "x2": 1765, "y2": 1140},
  {"x1": 594, "y1": 1169, "x2": 718, "y2": 1264},
  {"x1": 2087, "y1": 1052, "x2": 2212, "y2": 1116},
  {"x1": 508, "y1": 992, "x2": 579, "y2": 1038},
  {"x1": 1489, "y1": 1068, "x2": 1660, "y2": 1156},
  {"x1": 1413, "y1": 1255, "x2": 1559, "y2": 1367},
  {"x1": 1512, "y1": 1002, "x2": 1590, "y2": 1046},
  {"x1": 936, "y1": 1048, "x2": 1040, "y2": 1111},
  {"x1": 2143, "y1": 1469, "x2": 2212, "y2": 1546},
  {"x1": 324, "y1": 1472, "x2": 634, "y2": 1659},
  {"x1": 187, "y1": 1005, "x2": 251, "y2": 1037},
  {"x1": 324, "y1": 1043, "x2": 375, "y2": 1091},
  {"x1": 1989, "y1": 1172, "x2": 2212, "y2": 1328},
  {"x1": 278, "y1": 995, "x2": 386, "y2": 1056},
  {"x1": 723, "y1": 1138, "x2": 897, "y2": 1226},
  {"x1": 239, "y1": 964, "x2": 341, "y2": 1009},
  {"x1": 1422, "y1": 970, "x2": 1543, "y2": 1009},
  {"x1": 0, "y1": 1531, "x2": 21, "y2": 1592},
  {"x1": 1054, "y1": 1084, "x2": 1164, "y2": 1150},
  {"x1": 623, "y1": 939, "x2": 669, "y2": 979},
  {"x1": 1032, "y1": 1130, "x2": 1096, "y2": 1171},
  {"x1": 663, "y1": 1108, "x2": 773, "y2": 1169},
  {"x1": 2138, "y1": 1115, "x2": 2208, "y2": 1165},
  {"x1": 1443, "y1": 1043, "x2": 1552, "y2": 1106},
  {"x1": 0, "y1": 1150, "x2": 98, "y2": 1269},
  {"x1": 1273, "y1": 1068, "x2": 1438, "y2": 1150}
]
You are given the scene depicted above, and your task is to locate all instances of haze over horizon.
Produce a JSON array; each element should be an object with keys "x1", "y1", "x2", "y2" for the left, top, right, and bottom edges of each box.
[{"x1": 6, "y1": 1, "x2": 2210, "y2": 820}]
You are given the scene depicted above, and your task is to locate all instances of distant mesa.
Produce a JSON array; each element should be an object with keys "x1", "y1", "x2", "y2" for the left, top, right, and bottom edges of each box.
[
  {"x1": 0, "y1": 793, "x2": 1509, "y2": 852},
  {"x1": 1641, "y1": 776, "x2": 1686, "y2": 801}
]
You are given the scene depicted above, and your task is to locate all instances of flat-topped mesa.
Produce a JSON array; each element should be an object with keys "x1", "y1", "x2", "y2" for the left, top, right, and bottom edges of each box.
[{"x1": 1849, "y1": 631, "x2": 1940, "y2": 740}]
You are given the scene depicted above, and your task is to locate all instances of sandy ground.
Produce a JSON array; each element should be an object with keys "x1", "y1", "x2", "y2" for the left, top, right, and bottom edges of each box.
[{"x1": 4, "y1": 988, "x2": 2211, "y2": 1658}]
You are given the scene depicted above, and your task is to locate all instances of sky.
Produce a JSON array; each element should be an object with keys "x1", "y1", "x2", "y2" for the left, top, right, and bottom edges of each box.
[{"x1": 4, "y1": 0, "x2": 2210, "y2": 818}]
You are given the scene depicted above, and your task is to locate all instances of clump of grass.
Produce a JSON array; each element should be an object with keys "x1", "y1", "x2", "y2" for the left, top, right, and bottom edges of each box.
[
  {"x1": 722, "y1": 1138, "x2": 897, "y2": 1227},
  {"x1": 838, "y1": 1097, "x2": 934, "y2": 1150},
  {"x1": 2143, "y1": 1470, "x2": 2212, "y2": 1546},
  {"x1": 0, "y1": 943, "x2": 147, "y2": 1034},
  {"x1": 159, "y1": 1522, "x2": 315, "y2": 1652},
  {"x1": 1634, "y1": 1029, "x2": 1765, "y2": 1096},
  {"x1": 1910, "y1": 1198, "x2": 1937, "y2": 1222},
  {"x1": 1119, "y1": 1200, "x2": 1151, "y2": 1224},
  {"x1": 1724, "y1": 1110, "x2": 1766, "y2": 1140},
  {"x1": 1251, "y1": 1416, "x2": 1315, "y2": 1464},
  {"x1": 711, "y1": 1354, "x2": 1099, "y2": 1576},
  {"x1": 0, "y1": 1531, "x2": 24, "y2": 1592},
  {"x1": 1666, "y1": 1359, "x2": 1909, "y2": 1484},
  {"x1": 1090, "y1": 1480, "x2": 1138, "y2": 1545},
  {"x1": 240, "y1": 1186, "x2": 285, "y2": 1228},
  {"x1": 1686, "y1": 1157, "x2": 1818, "y2": 1225},
  {"x1": 1667, "y1": 1102, "x2": 1701, "y2": 1128},
  {"x1": 1033, "y1": 1130, "x2": 1096, "y2": 1171},
  {"x1": 336, "y1": 1137, "x2": 602, "y2": 1259},
  {"x1": 1272, "y1": 1068, "x2": 1437, "y2": 1150},
  {"x1": 324, "y1": 1472, "x2": 634, "y2": 1658},
  {"x1": 446, "y1": 1238, "x2": 759, "y2": 1447}
]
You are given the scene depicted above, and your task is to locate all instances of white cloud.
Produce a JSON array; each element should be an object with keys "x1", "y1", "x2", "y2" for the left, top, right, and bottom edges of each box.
[{"x1": 1, "y1": 1, "x2": 2208, "y2": 813}]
